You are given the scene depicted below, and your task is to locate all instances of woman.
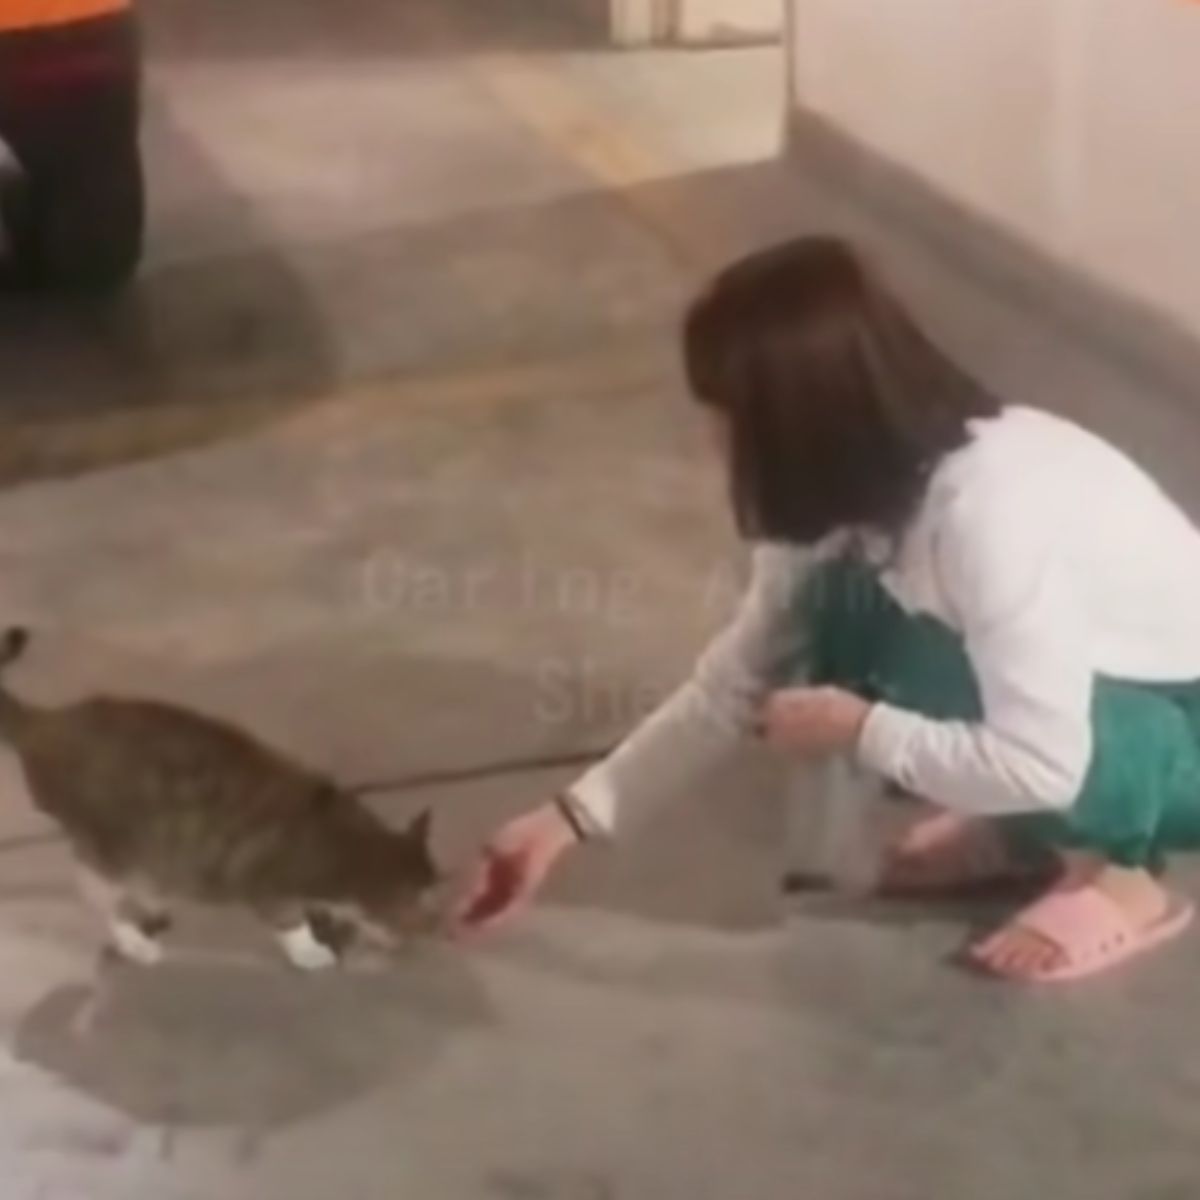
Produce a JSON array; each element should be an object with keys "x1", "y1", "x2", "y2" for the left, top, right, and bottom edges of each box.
[{"x1": 457, "y1": 235, "x2": 1200, "y2": 984}]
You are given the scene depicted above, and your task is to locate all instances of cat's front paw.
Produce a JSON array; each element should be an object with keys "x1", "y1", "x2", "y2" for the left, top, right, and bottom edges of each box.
[
  {"x1": 279, "y1": 924, "x2": 339, "y2": 972},
  {"x1": 110, "y1": 921, "x2": 164, "y2": 966}
]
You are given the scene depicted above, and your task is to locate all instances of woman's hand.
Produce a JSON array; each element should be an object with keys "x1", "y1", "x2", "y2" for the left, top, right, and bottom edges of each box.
[
  {"x1": 452, "y1": 801, "x2": 583, "y2": 934},
  {"x1": 761, "y1": 686, "x2": 871, "y2": 757}
]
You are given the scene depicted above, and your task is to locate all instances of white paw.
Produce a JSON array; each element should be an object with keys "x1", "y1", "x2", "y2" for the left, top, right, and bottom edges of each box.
[
  {"x1": 280, "y1": 924, "x2": 338, "y2": 972},
  {"x1": 111, "y1": 921, "x2": 164, "y2": 965}
]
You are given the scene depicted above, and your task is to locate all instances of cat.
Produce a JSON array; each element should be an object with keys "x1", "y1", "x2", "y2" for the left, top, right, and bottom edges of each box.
[{"x1": 0, "y1": 628, "x2": 440, "y2": 971}]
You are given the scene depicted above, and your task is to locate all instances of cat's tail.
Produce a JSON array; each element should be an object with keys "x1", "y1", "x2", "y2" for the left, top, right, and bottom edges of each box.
[
  {"x1": 0, "y1": 627, "x2": 33, "y2": 737},
  {"x1": 0, "y1": 628, "x2": 30, "y2": 670}
]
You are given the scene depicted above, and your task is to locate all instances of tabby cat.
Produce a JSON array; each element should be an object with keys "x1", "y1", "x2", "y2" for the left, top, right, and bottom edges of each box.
[{"x1": 0, "y1": 629, "x2": 440, "y2": 970}]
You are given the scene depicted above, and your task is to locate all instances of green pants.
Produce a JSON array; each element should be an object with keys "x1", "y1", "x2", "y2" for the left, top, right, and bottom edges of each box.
[{"x1": 797, "y1": 556, "x2": 1200, "y2": 868}]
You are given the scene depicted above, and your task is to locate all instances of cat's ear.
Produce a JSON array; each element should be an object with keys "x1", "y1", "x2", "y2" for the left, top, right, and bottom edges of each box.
[{"x1": 404, "y1": 807, "x2": 433, "y2": 847}]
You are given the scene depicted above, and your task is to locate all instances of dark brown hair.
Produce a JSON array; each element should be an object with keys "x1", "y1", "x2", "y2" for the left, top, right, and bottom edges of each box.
[{"x1": 684, "y1": 236, "x2": 1000, "y2": 544}]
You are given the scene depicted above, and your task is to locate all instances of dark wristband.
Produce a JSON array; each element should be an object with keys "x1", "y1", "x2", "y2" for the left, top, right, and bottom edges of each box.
[{"x1": 554, "y1": 793, "x2": 591, "y2": 842}]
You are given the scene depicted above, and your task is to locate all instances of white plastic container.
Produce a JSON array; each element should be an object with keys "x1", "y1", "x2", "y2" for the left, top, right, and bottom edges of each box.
[{"x1": 784, "y1": 755, "x2": 883, "y2": 895}]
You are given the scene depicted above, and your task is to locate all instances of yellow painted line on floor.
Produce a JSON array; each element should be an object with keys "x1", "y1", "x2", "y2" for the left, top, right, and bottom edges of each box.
[
  {"x1": 469, "y1": 52, "x2": 735, "y2": 272},
  {"x1": 387, "y1": 2, "x2": 739, "y2": 271},
  {"x1": 273, "y1": 339, "x2": 671, "y2": 445},
  {"x1": 480, "y1": 56, "x2": 670, "y2": 188},
  {"x1": 0, "y1": 36, "x2": 737, "y2": 486},
  {"x1": 0, "y1": 341, "x2": 671, "y2": 486}
]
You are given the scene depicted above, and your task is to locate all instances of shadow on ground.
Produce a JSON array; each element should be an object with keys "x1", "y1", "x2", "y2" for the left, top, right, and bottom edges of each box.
[
  {"x1": 0, "y1": 150, "x2": 773, "y2": 490},
  {"x1": 14, "y1": 946, "x2": 489, "y2": 1153},
  {"x1": 0, "y1": 95, "x2": 337, "y2": 487},
  {"x1": 5, "y1": 130, "x2": 1195, "y2": 504}
]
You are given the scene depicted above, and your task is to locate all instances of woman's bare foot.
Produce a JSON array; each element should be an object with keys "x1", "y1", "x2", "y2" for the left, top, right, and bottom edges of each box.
[{"x1": 970, "y1": 855, "x2": 1171, "y2": 977}]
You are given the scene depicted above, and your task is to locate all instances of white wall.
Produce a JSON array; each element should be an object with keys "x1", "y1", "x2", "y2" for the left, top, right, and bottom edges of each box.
[
  {"x1": 790, "y1": 0, "x2": 1200, "y2": 337},
  {"x1": 609, "y1": 0, "x2": 669, "y2": 46}
]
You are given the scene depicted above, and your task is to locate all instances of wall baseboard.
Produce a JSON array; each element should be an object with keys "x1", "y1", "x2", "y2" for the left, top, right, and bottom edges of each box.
[{"x1": 787, "y1": 109, "x2": 1200, "y2": 408}]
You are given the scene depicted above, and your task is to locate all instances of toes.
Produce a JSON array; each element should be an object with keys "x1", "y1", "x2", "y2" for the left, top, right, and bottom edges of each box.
[
  {"x1": 968, "y1": 927, "x2": 1006, "y2": 962},
  {"x1": 1006, "y1": 933, "x2": 1047, "y2": 976},
  {"x1": 979, "y1": 933, "x2": 1024, "y2": 975},
  {"x1": 969, "y1": 925, "x2": 1065, "y2": 978}
]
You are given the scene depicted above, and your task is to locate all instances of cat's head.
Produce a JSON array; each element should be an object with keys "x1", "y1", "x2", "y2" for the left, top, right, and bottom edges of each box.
[{"x1": 346, "y1": 807, "x2": 444, "y2": 947}]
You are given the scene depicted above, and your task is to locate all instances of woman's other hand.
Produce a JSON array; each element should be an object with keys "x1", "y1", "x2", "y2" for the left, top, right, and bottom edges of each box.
[{"x1": 761, "y1": 686, "x2": 870, "y2": 757}]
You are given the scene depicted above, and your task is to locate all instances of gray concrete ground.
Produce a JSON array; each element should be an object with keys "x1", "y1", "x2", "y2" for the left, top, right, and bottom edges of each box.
[{"x1": 2, "y1": 3, "x2": 1200, "y2": 1198}]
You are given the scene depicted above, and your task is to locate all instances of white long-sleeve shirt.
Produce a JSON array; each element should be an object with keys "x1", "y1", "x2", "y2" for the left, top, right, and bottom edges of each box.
[{"x1": 568, "y1": 407, "x2": 1200, "y2": 834}]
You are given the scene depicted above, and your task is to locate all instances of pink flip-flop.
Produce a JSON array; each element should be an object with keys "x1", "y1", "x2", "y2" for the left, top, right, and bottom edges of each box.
[{"x1": 967, "y1": 882, "x2": 1195, "y2": 984}]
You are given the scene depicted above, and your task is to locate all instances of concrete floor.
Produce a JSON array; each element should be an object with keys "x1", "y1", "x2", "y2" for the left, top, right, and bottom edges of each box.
[{"x1": 3, "y1": 3, "x2": 1200, "y2": 1198}]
